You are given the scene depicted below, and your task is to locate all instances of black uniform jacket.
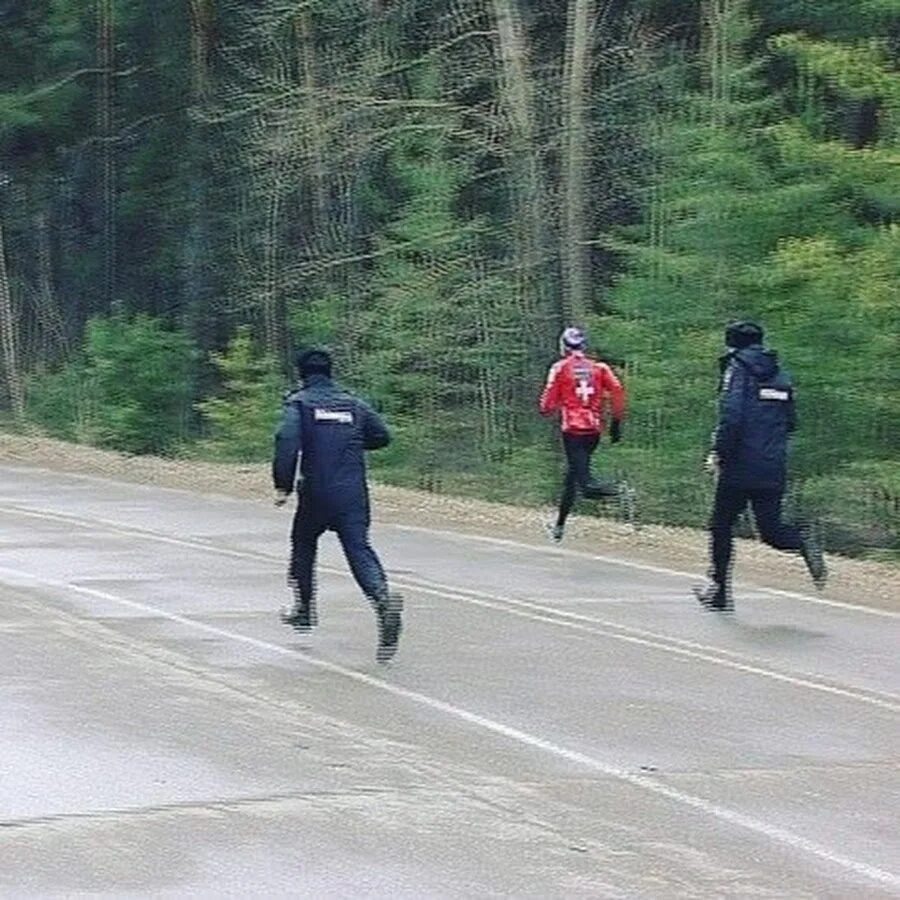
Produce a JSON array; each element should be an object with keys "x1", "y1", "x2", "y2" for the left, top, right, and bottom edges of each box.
[
  {"x1": 713, "y1": 345, "x2": 796, "y2": 490},
  {"x1": 272, "y1": 374, "x2": 390, "y2": 524}
]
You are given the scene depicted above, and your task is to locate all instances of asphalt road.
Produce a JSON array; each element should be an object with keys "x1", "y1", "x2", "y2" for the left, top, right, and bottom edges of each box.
[{"x1": 0, "y1": 464, "x2": 898, "y2": 898}]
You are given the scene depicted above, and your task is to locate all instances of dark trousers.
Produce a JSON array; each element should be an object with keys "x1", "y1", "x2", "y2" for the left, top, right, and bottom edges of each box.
[
  {"x1": 710, "y1": 481, "x2": 803, "y2": 587},
  {"x1": 557, "y1": 432, "x2": 617, "y2": 528},
  {"x1": 289, "y1": 508, "x2": 387, "y2": 607}
]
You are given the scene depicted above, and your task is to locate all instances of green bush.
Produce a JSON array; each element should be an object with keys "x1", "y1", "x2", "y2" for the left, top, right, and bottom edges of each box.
[
  {"x1": 84, "y1": 315, "x2": 196, "y2": 455},
  {"x1": 25, "y1": 359, "x2": 95, "y2": 442},
  {"x1": 25, "y1": 314, "x2": 196, "y2": 455},
  {"x1": 196, "y1": 327, "x2": 284, "y2": 462}
]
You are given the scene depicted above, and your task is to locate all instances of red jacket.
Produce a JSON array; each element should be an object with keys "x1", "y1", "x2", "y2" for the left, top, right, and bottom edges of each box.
[{"x1": 540, "y1": 352, "x2": 626, "y2": 434}]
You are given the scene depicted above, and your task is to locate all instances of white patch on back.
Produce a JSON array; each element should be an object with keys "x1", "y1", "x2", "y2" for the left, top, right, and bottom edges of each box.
[
  {"x1": 314, "y1": 409, "x2": 354, "y2": 424},
  {"x1": 575, "y1": 378, "x2": 595, "y2": 404},
  {"x1": 759, "y1": 388, "x2": 789, "y2": 401}
]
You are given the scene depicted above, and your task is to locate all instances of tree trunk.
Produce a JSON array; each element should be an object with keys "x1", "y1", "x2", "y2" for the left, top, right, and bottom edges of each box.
[
  {"x1": 492, "y1": 0, "x2": 554, "y2": 343},
  {"x1": 561, "y1": 0, "x2": 594, "y2": 324},
  {"x1": 35, "y1": 211, "x2": 69, "y2": 360},
  {"x1": 704, "y1": 0, "x2": 735, "y2": 127},
  {"x1": 186, "y1": 0, "x2": 216, "y2": 351},
  {"x1": 702, "y1": 0, "x2": 736, "y2": 300},
  {"x1": 189, "y1": 0, "x2": 213, "y2": 99},
  {"x1": 261, "y1": 170, "x2": 285, "y2": 360},
  {"x1": 296, "y1": 11, "x2": 328, "y2": 235},
  {"x1": 97, "y1": 0, "x2": 117, "y2": 312},
  {"x1": 0, "y1": 223, "x2": 24, "y2": 421}
]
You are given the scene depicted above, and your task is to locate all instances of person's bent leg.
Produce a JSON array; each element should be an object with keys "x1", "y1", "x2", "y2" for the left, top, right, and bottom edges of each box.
[
  {"x1": 337, "y1": 515, "x2": 401, "y2": 654},
  {"x1": 571, "y1": 433, "x2": 598, "y2": 493},
  {"x1": 578, "y1": 434, "x2": 619, "y2": 500},
  {"x1": 336, "y1": 516, "x2": 402, "y2": 662},
  {"x1": 336, "y1": 516, "x2": 388, "y2": 600},
  {"x1": 749, "y1": 489, "x2": 802, "y2": 551},
  {"x1": 284, "y1": 509, "x2": 325, "y2": 630},
  {"x1": 574, "y1": 433, "x2": 636, "y2": 528},
  {"x1": 750, "y1": 489, "x2": 826, "y2": 587}
]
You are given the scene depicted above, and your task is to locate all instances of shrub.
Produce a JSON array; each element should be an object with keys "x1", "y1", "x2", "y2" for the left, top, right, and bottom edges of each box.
[{"x1": 196, "y1": 326, "x2": 284, "y2": 461}]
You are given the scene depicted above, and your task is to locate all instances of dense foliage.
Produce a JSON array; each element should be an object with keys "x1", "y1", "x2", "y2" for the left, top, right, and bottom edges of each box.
[{"x1": 1, "y1": 0, "x2": 897, "y2": 556}]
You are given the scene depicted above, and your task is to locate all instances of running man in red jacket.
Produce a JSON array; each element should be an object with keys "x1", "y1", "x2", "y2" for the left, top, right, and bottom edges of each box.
[{"x1": 540, "y1": 327, "x2": 635, "y2": 540}]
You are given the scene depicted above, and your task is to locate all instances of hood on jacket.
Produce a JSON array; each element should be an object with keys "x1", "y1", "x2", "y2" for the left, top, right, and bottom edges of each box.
[
  {"x1": 300, "y1": 372, "x2": 333, "y2": 389},
  {"x1": 735, "y1": 345, "x2": 779, "y2": 380}
]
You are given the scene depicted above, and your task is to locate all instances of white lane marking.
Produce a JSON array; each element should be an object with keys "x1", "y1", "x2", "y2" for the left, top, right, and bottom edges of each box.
[
  {"x1": 540, "y1": 596, "x2": 639, "y2": 604},
  {"x1": 1, "y1": 504, "x2": 898, "y2": 711},
  {"x1": 0, "y1": 563, "x2": 897, "y2": 891},
  {"x1": 395, "y1": 575, "x2": 900, "y2": 712},
  {"x1": 387, "y1": 524, "x2": 900, "y2": 619},
  {"x1": 0, "y1": 465, "x2": 895, "y2": 619}
]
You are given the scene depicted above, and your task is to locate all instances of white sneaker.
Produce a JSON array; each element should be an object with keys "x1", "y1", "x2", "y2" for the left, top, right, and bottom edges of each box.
[
  {"x1": 617, "y1": 481, "x2": 640, "y2": 531},
  {"x1": 545, "y1": 521, "x2": 564, "y2": 544}
]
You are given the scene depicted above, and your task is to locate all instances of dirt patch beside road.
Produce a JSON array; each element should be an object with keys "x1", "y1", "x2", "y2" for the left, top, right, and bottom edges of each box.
[{"x1": 1, "y1": 432, "x2": 897, "y2": 610}]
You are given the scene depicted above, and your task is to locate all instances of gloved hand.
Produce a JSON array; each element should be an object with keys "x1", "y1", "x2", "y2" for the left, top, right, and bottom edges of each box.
[
  {"x1": 273, "y1": 489, "x2": 290, "y2": 507},
  {"x1": 610, "y1": 419, "x2": 623, "y2": 444}
]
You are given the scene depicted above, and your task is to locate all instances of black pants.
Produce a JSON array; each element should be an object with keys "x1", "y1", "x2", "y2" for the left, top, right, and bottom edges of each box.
[
  {"x1": 556, "y1": 433, "x2": 618, "y2": 528},
  {"x1": 289, "y1": 507, "x2": 387, "y2": 607},
  {"x1": 710, "y1": 481, "x2": 803, "y2": 587}
]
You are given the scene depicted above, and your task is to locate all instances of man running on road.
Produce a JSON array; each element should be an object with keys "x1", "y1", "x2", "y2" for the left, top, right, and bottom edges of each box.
[
  {"x1": 694, "y1": 321, "x2": 827, "y2": 611},
  {"x1": 273, "y1": 348, "x2": 402, "y2": 662},
  {"x1": 540, "y1": 327, "x2": 633, "y2": 541}
]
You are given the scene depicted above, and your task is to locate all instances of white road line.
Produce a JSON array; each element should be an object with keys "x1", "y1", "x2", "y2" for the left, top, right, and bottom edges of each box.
[
  {"x1": 1, "y1": 504, "x2": 898, "y2": 712},
  {"x1": 0, "y1": 563, "x2": 897, "y2": 892},
  {"x1": 395, "y1": 574, "x2": 900, "y2": 711},
  {"x1": 0, "y1": 462, "x2": 896, "y2": 619},
  {"x1": 534, "y1": 596, "x2": 639, "y2": 604},
  {"x1": 388, "y1": 523, "x2": 900, "y2": 619}
]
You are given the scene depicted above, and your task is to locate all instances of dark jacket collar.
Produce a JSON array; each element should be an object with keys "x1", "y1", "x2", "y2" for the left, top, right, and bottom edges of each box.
[
  {"x1": 718, "y1": 343, "x2": 778, "y2": 384},
  {"x1": 301, "y1": 373, "x2": 333, "y2": 389}
]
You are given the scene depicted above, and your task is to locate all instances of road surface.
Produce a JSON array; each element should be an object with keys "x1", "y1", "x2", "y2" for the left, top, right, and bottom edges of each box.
[{"x1": 0, "y1": 464, "x2": 898, "y2": 898}]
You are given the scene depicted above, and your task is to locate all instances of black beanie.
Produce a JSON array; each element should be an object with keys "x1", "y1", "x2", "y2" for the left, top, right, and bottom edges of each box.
[
  {"x1": 296, "y1": 348, "x2": 332, "y2": 377},
  {"x1": 725, "y1": 321, "x2": 764, "y2": 350}
]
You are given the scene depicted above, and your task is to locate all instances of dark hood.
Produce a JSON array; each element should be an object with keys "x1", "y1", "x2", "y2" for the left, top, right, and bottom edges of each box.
[
  {"x1": 301, "y1": 373, "x2": 333, "y2": 389},
  {"x1": 735, "y1": 345, "x2": 779, "y2": 379}
]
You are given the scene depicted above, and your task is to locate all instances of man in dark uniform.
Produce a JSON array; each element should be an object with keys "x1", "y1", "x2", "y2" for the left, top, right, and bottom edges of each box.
[
  {"x1": 695, "y1": 321, "x2": 827, "y2": 611},
  {"x1": 273, "y1": 348, "x2": 402, "y2": 662}
]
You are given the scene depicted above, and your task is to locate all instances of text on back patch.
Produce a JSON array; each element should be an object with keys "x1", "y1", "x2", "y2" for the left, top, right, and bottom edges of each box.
[{"x1": 314, "y1": 409, "x2": 354, "y2": 424}]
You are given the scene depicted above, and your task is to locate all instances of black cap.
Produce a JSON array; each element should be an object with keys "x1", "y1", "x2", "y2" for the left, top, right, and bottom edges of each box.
[
  {"x1": 296, "y1": 348, "x2": 332, "y2": 377},
  {"x1": 725, "y1": 321, "x2": 764, "y2": 350}
]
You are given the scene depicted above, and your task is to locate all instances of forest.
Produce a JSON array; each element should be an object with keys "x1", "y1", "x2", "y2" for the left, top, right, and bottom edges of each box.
[{"x1": 0, "y1": 0, "x2": 897, "y2": 557}]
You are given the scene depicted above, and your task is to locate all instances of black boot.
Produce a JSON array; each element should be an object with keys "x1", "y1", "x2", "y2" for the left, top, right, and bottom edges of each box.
[
  {"x1": 280, "y1": 594, "x2": 318, "y2": 633},
  {"x1": 372, "y1": 590, "x2": 403, "y2": 664},
  {"x1": 800, "y1": 526, "x2": 828, "y2": 590},
  {"x1": 693, "y1": 580, "x2": 732, "y2": 612}
]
